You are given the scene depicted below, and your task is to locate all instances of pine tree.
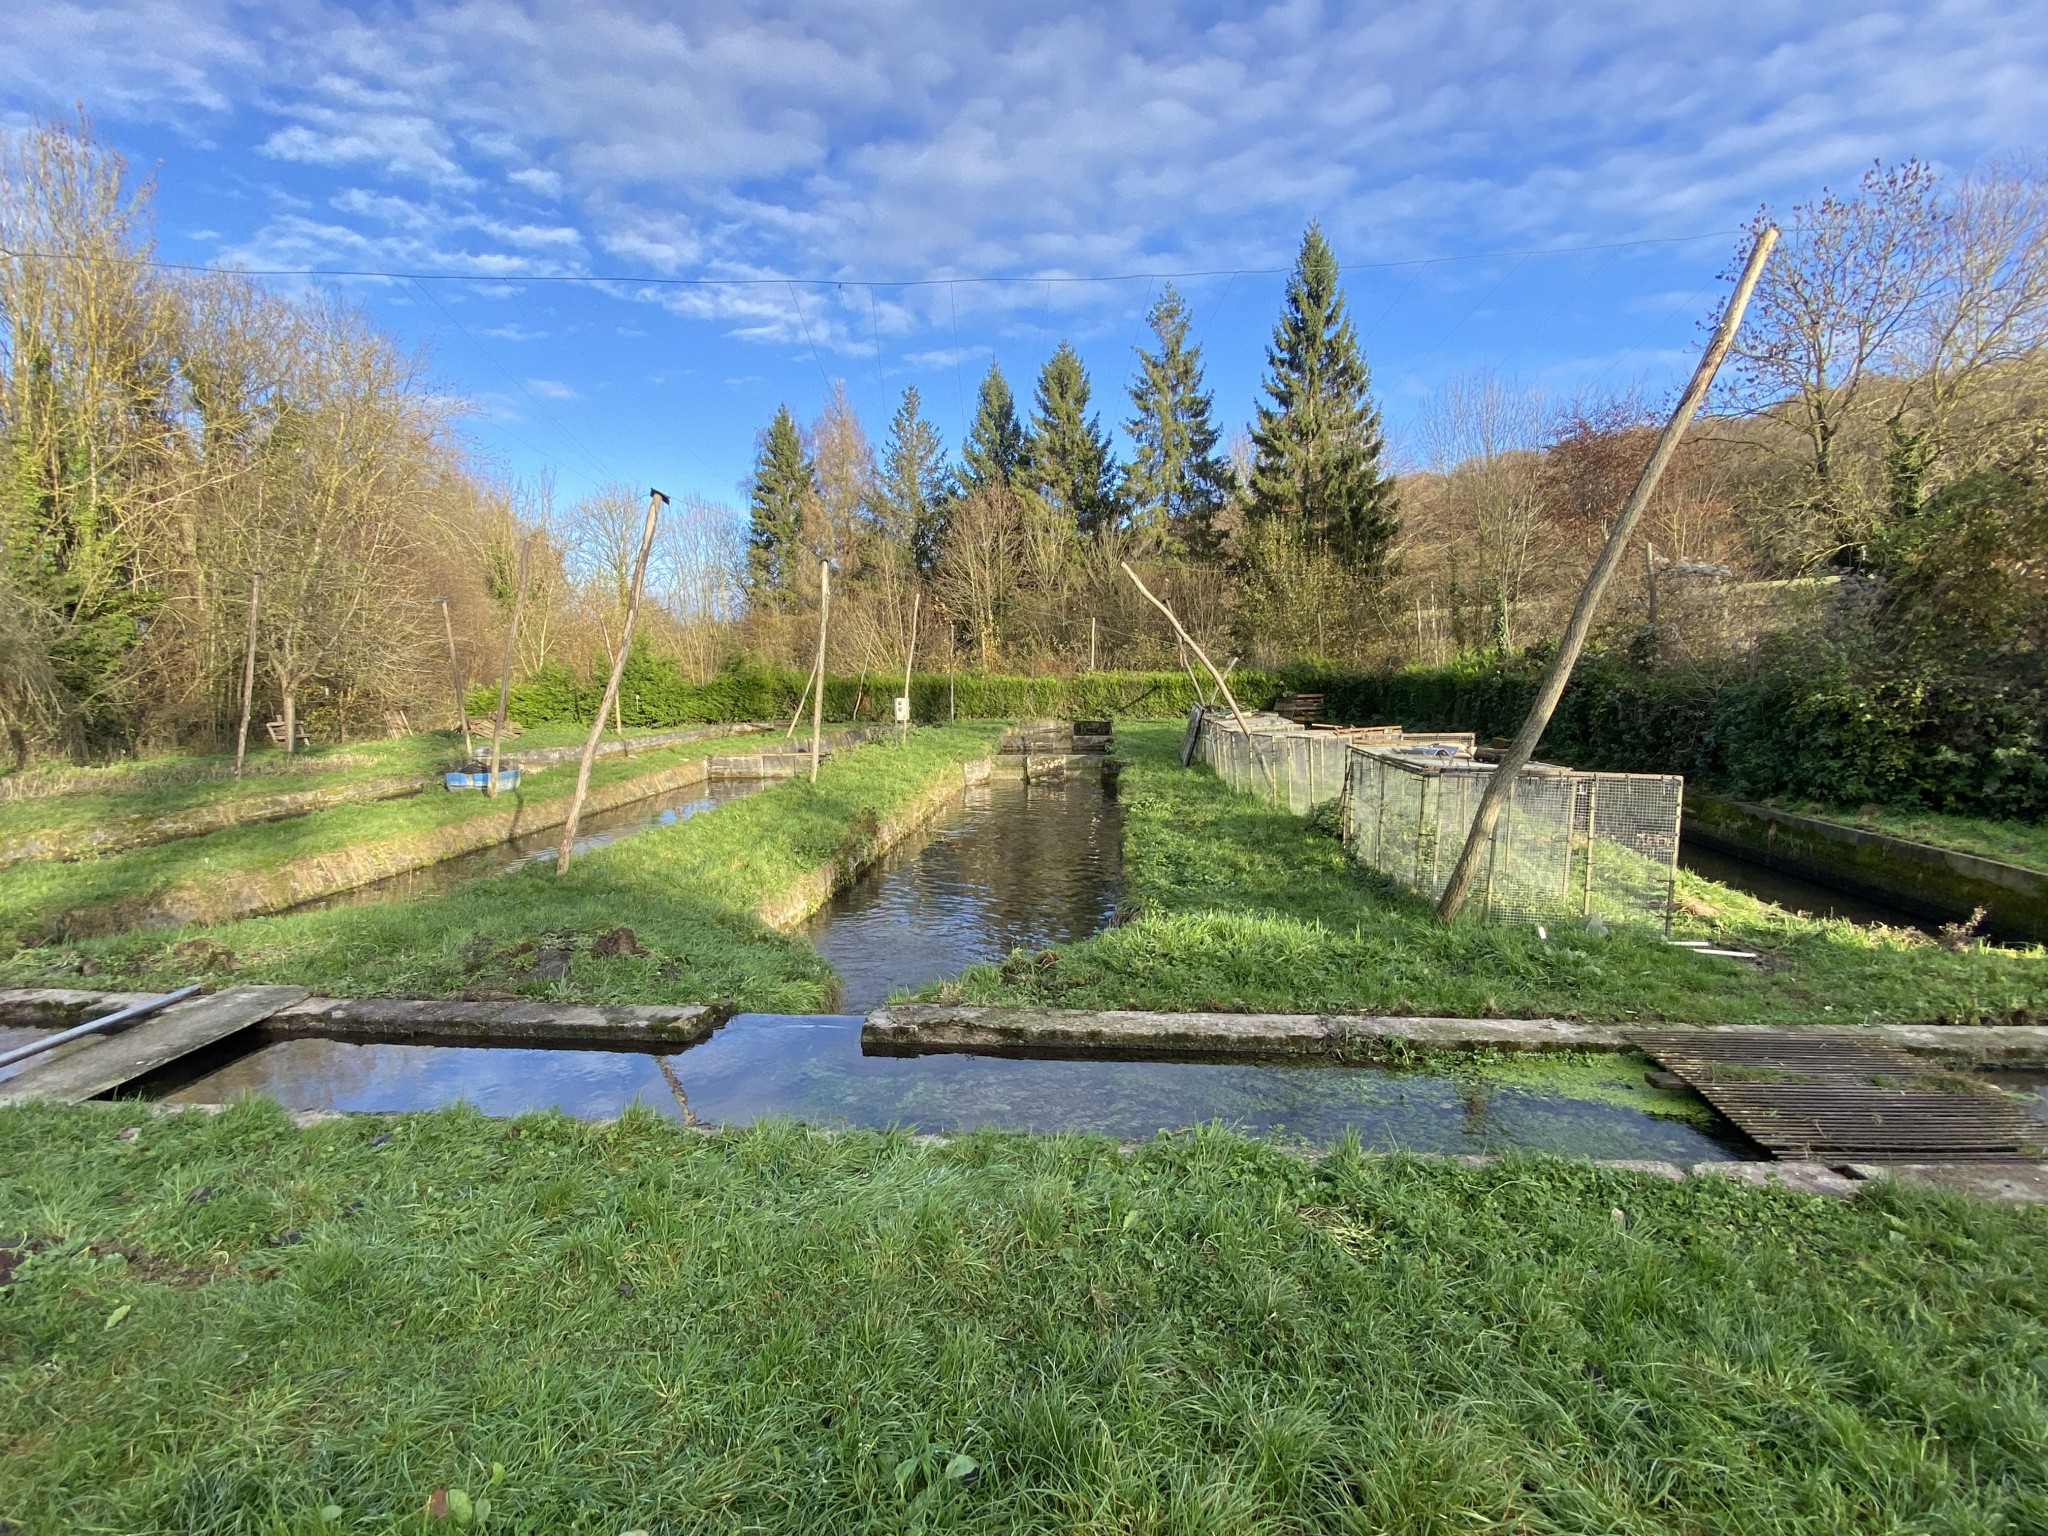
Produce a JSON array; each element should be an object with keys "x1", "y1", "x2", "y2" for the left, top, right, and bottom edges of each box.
[
  {"x1": 1124, "y1": 284, "x2": 1230, "y2": 556},
  {"x1": 873, "y1": 385, "x2": 953, "y2": 576},
  {"x1": 1025, "y1": 341, "x2": 1120, "y2": 536},
  {"x1": 961, "y1": 363, "x2": 1026, "y2": 492},
  {"x1": 744, "y1": 404, "x2": 814, "y2": 609},
  {"x1": 1249, "y1": 223, "x2": 1397, "y2": 569}
]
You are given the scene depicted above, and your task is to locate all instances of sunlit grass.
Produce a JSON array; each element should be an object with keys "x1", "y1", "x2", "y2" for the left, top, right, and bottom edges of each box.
[
  {"x1": 2, "y1": 1098, "x2": 2043, "y2": 1532},
  {"x1": 950, "y1": 722, "x2": 2048, "y2": 1025}
]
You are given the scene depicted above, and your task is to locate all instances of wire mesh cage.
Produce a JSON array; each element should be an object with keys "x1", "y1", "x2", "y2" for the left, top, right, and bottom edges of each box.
[{"x1": 1194, "y1": 709, "x2": 1680, "y2": 928}]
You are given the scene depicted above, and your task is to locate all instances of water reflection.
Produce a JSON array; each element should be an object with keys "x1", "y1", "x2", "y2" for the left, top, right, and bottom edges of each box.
[
  {"x1": 1679, "y1": 840, "x2": 1933, "y2": 931},
  {"x1": 164, "y1": 1014, "x2": 1743, "y2": 1161},
  {"x1": 297, "y1": 776, "x2": 770, "y2": 911},
  {"x1": 804, "y1": 773, "x2": 1122, "y2": 1011}
]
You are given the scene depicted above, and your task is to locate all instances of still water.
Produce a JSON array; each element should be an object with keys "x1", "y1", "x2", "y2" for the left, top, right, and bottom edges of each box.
[
  {"x1": 295, "y1": 776, "x2": 772, "y2": 911},
  {"x1": 804, "y1": 773, "x2": 1123, "y2": 1012},
  {"x1": 163, "y1": 1013, "x2": 1746, "y2": 1160},
  {"x1": 1679, "y1": 839, "x2": 1934, "y2": 931}
]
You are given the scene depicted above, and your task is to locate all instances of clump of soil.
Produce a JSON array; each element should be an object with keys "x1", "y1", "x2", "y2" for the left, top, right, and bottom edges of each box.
[
  {"x1": 170, "y1": 938, "x2": 237, "y2": 972},
  {"x1": 590, "y1": 926, "x2": 649, "y2": 959}
]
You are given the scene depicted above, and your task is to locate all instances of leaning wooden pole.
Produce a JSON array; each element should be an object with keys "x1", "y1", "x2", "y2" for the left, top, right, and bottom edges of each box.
[
  {"x1": 1435, "y1": 226, "x2": 1777, "y2": 921},
  {"x1": 808, "y1": 559, "x2": 831, "y2": 784},
  {"x1": 233, "y1": 571, "x2": 260, "y2": 779},
  {"x1": 485, "y1": 536, "x2": 532, "y2": 797},
  {"x1": 899, "y1": 589, "x2": 921, "y2": 744},
  {"x1": 785, "y1": 657, "x2": 819, "y2": 740},
  {"x1": 556, "y1": 489, "x2": 666, "y2": 874},
  {"x1": 438, "y1": 597, "x2": 473, "y2": 757},
  {"x1": 1120, "y1": 562, "x2": 1276, "y2": 793}
]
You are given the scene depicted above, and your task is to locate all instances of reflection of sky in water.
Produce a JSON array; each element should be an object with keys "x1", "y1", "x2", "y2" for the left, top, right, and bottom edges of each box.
[
  {"x1": 804, "y1": 774, "x2": 1122, "y2": 1012},
  {"x1": 1983, "y1": 1070, "x2": 2048, "y2": 1129},
  {"x1": 296, "y1": 776, "x2": 770, "y2": 911},
  {"x1": 166, "y1": 1015, "x2": 1746, "y2": 1161}
]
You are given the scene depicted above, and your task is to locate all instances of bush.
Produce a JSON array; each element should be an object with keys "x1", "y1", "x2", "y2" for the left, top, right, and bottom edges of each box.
[
  {"x1": 1281, "y1": 651, "x2": 2048, "y2": 819},
  {"x1": 476, "y1": 650, "x2": 1284, "y2": 731}
]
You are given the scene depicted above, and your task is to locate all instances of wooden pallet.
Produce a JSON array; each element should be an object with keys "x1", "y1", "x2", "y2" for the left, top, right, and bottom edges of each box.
[{"x1": 1630, "y1": 1027, "x2": 2042, "y2": 1162}]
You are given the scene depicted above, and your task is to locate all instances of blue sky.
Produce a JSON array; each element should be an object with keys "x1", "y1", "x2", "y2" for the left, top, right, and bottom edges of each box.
[{"x1": 5, "y1": 1, "x2": 2046, "y2": 508}]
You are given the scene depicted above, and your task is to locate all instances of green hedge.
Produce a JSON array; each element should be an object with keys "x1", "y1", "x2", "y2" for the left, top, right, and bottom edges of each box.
[
  {"x1": 477, "y1": 655, "x2": 1284, "y2": 731},
  {"x1": 1281, "y1": 654, "x2": 2048, "y2": 820}
]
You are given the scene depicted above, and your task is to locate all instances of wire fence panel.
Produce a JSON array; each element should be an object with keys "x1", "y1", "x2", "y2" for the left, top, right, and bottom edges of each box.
[{"x1": 1195, "y1": 709, "x2": 1679, "y2": 929}]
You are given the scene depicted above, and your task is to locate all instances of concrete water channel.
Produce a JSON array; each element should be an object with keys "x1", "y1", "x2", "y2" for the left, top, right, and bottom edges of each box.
[
  {"x1": 11, "y1": 746, "x2": 2038, "y2": 1164},
  {"x1": 112, "y1": 770, "x2": 1738, "y2": 1158}
]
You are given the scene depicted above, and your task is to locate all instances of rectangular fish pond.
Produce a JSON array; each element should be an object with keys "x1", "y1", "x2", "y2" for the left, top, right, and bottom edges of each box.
[{"x1": 152, "y1": 1014, "x2": 1754, "y2": 1162}]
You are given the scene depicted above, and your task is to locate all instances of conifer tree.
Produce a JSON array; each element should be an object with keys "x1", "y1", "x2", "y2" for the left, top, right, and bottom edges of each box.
[
  {"x1": 960, "y1": 362, "x2": 1026, "y2": 492},
  {"x1": 1124, "y1": 284, "x2": 1230, "y2": 556},
  {"x1": 744, "y1": 403, "x2": 814, "y2": 609},
  {"x1": 873, "y1": 385, "x2": 953, "y2": 576},
  {"x1": 1025, "y1": 340, "x2": 1120, "y2": 536},
  {"x1": 1249, "y1": 223, "x2": 1397, "y2": 569}
]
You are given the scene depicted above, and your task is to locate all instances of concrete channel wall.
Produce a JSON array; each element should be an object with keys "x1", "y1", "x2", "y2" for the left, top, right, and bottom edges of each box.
[{"x1": 1686, "y1": 793, "x2": 2048, "y2": 944}]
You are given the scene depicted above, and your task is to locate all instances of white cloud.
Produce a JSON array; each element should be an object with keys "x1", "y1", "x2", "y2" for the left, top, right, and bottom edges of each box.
[
  {"x1": 7, "y1": 0, "x2": 2047, "y2": 343},
  {"x1": 525, "y1": 377, "x2": 579, "y2": 399}
]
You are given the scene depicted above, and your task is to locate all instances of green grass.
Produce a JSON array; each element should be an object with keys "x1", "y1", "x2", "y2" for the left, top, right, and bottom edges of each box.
[
  {"x1": 1769, "y1": 798, "x2": 2048, "y2": 874},
  {"x1": 2, "y1": 1100, "x2": 2044, "y2": 1532},
  {"x1": 0, "y1": 735, "x2": 770, "y2": 946},
  {"x1": 0, "y1": 726, "x2": 1002, "y2": 1013},
  {"x1": 0, "y1": 722, "x2": 750, "y2": 849},
  {"x1": 949, "y1": 723, "x2": 2048, "y2": 1025}
]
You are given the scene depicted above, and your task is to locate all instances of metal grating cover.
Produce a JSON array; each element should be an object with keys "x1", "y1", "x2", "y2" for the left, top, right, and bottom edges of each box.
[{"x1": 1631, "y1": 1028, "x2": 2042, "y2": 1162}]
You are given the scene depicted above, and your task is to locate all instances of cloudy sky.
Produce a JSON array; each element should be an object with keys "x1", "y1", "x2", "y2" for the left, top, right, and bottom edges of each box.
[{"x1": 5, "y1": 0, "x2": 2045, "y2": 504}]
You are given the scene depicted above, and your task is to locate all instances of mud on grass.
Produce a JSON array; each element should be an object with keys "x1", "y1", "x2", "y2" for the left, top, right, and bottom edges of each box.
[
  {"x1": 3, "y1": 1098, "x2": 2046, "y2": 1532},
  {"x1": 946, "y1": 722, "x2": 2048, "y2": 1026}
]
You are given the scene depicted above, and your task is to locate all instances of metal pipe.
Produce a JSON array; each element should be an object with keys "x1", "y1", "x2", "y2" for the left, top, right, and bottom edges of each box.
[{"x1": 0, "y1": 984, "x2": 204, "y2": 1072}]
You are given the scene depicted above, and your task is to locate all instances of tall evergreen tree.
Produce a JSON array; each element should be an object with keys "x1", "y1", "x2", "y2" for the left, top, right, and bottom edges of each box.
[
  {"x1": 960, "y1": 362, "x2": 1026, "y2": 492},
  {"x1": 744, "y1": 403, "x2": 814, "y2": 609},
  {"x1": 873, "y1": 385, "x2": 953, "y2": 576},
  {"x1": 1025, "y1": 341, "x2": 1120, "y2": 536},
  {"x1": 1249, "y1": 223, "x2": 1397, "y2": 568},
  {"x1": 1124, "y1": 284, "x2": 1230, "y2": 556}
]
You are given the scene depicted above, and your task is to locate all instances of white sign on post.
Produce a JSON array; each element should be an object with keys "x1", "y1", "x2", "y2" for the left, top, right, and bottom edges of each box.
[{"x1": 893, "y1": 696, "x2": 911, "y2": 723}]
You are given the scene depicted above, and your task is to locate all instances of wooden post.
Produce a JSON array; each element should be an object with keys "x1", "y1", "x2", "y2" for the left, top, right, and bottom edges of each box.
[
  {"x1": 438, "y1": 597, "x2": 473, "y2": 757},
  {"x1": 233, "y1": 571, "x2": 260, "y2": 779},
  {"x1": 809, "y1": 558, "x2": 831, "y2": 784},
  {"x1": 556, "y1": 489, "x2": 666, "y2": 874},
  {"x1": 1435, "y1": 226, "x2": 1777, "y2": 921},
  {"x1": 486, "y1": 536, "x2": 531, "y2": 798},
  {"x1": 948, "y1": 628, "x2": 957, "y2": 721},
  {"x1": 1120, "y1": 562, "x2": 1276, "y2": 794},
  {"x1": 899, "y1": 589, "x2": 920, "y2": 744},
  {"x1": 1089, "y1": 616, "x2": 1097, "y2": 672},
  {"x1": 786, "y1": 657, "x2": 818, "y2": 739},
  {"x1": 1645, "y1": 540, "x2": 1660, "y2": 640}
]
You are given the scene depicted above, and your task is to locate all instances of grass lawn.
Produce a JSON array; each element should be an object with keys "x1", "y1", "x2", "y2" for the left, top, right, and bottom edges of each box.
[
  {"x1": 0, "y1": 725, "x2": 1002, "y2": 1014},
  {"x1": 2, "y1": 1100, "x2": 2044, "y2": 1533},
  {"x1": 948, "y1": 722, "x2": 2048, "y2": 1026},
  {"x1": 0, "y1": 732, "x2": 787, "y2": 947},
  {"x1": 1767, "y1": 799, "x2": 2048, "y2": 875}
]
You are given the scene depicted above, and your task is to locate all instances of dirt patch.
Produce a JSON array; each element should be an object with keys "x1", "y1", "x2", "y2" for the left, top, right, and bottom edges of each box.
[
  {"x1": 590, "y1": 926, "x2": 649, "y2": 958},
  {"x1": 87, "y1": 1241, "x2": 228, "y2": 1288}
]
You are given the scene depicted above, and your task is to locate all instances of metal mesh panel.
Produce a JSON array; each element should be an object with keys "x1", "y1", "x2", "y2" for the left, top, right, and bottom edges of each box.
[{"x1": 1198, "y1": 712, "x2": 1679, "y2": 928}]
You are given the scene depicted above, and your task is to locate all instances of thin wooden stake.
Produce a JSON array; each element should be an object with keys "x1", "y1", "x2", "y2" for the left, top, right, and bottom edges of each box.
[
  {"x1": 1436, "y1": 225, "x2": 1777, "y2": 921},
  {"x1": 233, "y1": 571, "x2": 260, "y2": 779},
  {"x1": 786, "y1": 657, "x2": 818, "y2": 739},
  {"x1": 809, "y1": 558, "x2": 831, "y2": 783},
  {"x1": 1121, "y1": 562, "x2": 1275, "y2": 794},
  {"x1": 557, "y1": 489, "x2": 666, "y2": 874},
  {"x1": 486, "y1": 536, "x2": 531, "y2": 797},
  {"x1": 899, "y1": 588, "x2": 921, "y2": 744},
  {"x1": 1088, "y1": 615, "x2": 1097, "y2": 672},
  {"x1": 438, "y1": 597, "x2": 473, "y2": 757}
]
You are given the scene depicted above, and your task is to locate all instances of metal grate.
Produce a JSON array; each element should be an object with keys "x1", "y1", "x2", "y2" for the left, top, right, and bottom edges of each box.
[{"x1": 1632, "y1": 1028, "x2": 2044, "y2": 1161}]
